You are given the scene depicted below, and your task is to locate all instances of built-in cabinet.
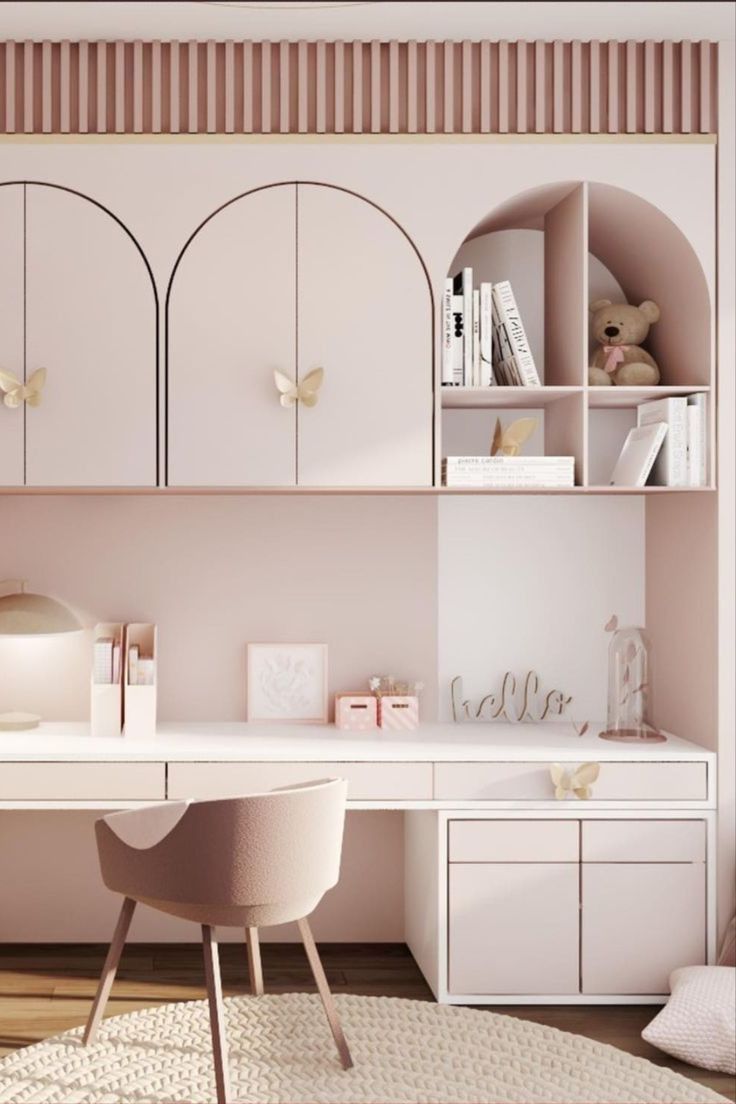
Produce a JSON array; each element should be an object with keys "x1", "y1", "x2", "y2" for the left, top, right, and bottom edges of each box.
[
  {"x1": 167, "y1": 182, "x2": 433, "y2": 487},
  {"x1": 0, "y1": 183, "x2": 157, "y2": 487}
]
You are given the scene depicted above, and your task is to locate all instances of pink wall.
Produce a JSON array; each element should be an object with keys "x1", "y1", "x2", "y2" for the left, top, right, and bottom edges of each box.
[{"x1": 0, "y1": 494, "x2": 439, "y2": 722}]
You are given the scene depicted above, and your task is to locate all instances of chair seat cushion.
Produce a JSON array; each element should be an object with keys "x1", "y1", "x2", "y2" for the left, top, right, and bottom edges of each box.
[{"x1": 642, "y1": 966, "x2": 736, "y2": 1074}]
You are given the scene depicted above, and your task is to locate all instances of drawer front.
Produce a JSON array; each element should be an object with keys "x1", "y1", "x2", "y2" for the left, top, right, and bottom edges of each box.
[
  {"x1": 0, "y1": 762, "x2": 165, "y2": 801},
  {"x1": 582, "y1": 819, "x2": 706, "y2": 863},
  {"x1": 449, "y1": 820, "x2": 579, "y2": 863},
  {"x1": 435, "y1": 761, "x2": 707, "y2": 801},
  {"x1": 168, "y1": 761, "x2": 432, "y2": 801}
]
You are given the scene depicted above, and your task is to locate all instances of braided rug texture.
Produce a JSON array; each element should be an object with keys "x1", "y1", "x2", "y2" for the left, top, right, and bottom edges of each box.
[{"x1": 0, "y1": 993, "x2": 728, "y2": 1104}]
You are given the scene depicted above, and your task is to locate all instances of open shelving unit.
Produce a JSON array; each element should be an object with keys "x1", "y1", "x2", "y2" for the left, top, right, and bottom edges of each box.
[{"x1": 440, "y1": 180, "x2": 715, "y2": 493}]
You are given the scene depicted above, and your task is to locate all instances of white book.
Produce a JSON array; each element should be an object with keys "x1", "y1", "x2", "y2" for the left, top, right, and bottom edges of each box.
[
  {"x1": 610, "y1": 423, "x2": 668, "y2": 487},
  {"x1": 93, "y1": 637, "x2": 114, "y2": 685},
  {"x1": 472, "y1": 289, "x2": 481, "y2": 387},
  {"x1": 461, "y1": 268, "x2": 473, "y2": 386},
  {"x1": 450, "y1": 293, "x2": 464, "y2": 386},
  {"x1": 492, "y1": 281, "x2": 540, "y2": 386},
  {"x1": 636, "y1": 397, "x2": 688, "y2": 486},
  {"x1": 444, "y1": 455, "x2": 573, "y2": 468},
  {"x1": 441, "y1": 278, "x2": 454, "y2": 385},
  {"x1": 479, "y1": 283, "x2": 493, "y2": 386},
  {"x1": 443, "y1": 456, "x2": 575, "y2": 487},
  {"x1": 687, "y1": 393, "x2": 707, "y2": 486}
]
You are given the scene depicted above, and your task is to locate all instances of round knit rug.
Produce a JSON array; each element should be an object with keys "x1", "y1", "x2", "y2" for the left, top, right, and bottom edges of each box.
[{"x1": 0, "y1": 993, "x2": 727, "y2": 1104}]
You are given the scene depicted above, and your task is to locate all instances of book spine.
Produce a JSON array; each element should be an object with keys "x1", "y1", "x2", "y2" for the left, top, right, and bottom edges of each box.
[
  {"x1": 472, "y1": 289, "x2": 480, "y2": 387},
  {"x1": 687, "y1": 394, "x2": 707, "y2": 486},
  {"x1": 479, "y1": 283, "x2": 493, "y2": 386},
  {"x1": 494, "y1": 280, "x2": 540, "y2": 386},
  {"x1": 451, "y1": 294, "x2": 464, "y2": 385},
  {"x1": 128, "y1": 644, "x2": 140, "y2": 686},
  {"x1": 462, "y1": 267, "x2": 473, "y2": 386},
  {"x1": 93, "y1": 638, "x2": 114, "y2": 684},
  {"x1": 441, "y1": 278, "x2": 454, "y2": 385}
]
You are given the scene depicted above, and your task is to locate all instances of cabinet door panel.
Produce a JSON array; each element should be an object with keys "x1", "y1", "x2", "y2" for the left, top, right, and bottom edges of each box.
[
  {"x1": 582, "y1": 862, "x2": 705, "y2": 994},
  {"x1": 0, "y1": 184, "x2": 24, "y2": 486},
  {"x1": 449, "y1": 863, "x2": 579, "y2": 995},
  {"x1": 168, "y1": 185, "x2": 296, "y2": 486},
  {"x1": 25, "y1": 184, "x2": 157, "y2": 486},
  {"x1": 297, "y1": 184, "x2": 433, "y2": 487}
]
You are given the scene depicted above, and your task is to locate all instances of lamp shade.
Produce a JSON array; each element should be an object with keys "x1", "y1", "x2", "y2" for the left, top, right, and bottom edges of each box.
[{"x1": 0, "y1": 588, "x2": 82, "y2": 635}]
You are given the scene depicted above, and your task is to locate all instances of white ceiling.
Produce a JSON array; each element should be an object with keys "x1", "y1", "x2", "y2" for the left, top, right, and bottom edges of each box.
[{"x1": 0, "y1": 1, "x2": 734, "y2": 42}]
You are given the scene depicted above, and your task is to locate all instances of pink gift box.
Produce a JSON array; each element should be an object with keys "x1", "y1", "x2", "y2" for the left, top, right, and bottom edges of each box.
[
  {"x1": 379, "y1": 695, "x2": 419, "y2": 730},
  {"x1": 335, "y1": 693, "x2": 378, "y2": 731}
]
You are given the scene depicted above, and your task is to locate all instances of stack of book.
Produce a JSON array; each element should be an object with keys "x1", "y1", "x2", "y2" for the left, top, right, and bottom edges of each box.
[
  {"x1": 635, "y1": 394, "x2": 707, "y2": 487},
  {"x1": 442, "y1": 270, "x2": 540, "y2": 388},
  {"x1": 443, "y1": 455, "x2": 575, "y2": 489}
]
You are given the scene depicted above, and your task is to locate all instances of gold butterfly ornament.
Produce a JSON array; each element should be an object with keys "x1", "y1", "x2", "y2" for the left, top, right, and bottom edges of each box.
[
  {"x1": 550, "y1": 762, "x2": 600, "y2": 800},
  {"x1": 274, "y1": 367, "x2": 324, "y2": 408},
  {"x1": 491, "y1": 416, "x2": 538, "y2": 456},
  {"x1": 0, "y1": 367, "x2": 46, "y2": 408}
]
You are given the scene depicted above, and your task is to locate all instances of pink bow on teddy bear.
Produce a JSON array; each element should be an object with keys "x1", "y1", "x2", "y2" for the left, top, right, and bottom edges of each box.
[{"x1": 602, "y1": 345, "x2": 631, "y2": 373}]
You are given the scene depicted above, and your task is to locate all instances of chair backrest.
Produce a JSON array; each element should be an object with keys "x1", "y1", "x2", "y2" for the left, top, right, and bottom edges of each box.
[{"x1": 96, "y1": 778, "x2": 347, "y2": 912}]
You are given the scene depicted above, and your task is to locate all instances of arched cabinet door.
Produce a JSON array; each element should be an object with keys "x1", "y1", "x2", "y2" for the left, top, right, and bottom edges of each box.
[
  {"x1": 0, "y1": 184, "x2": 24, "y2": 486},
  {"x1": 297, "y1": 184, "x2": 433, "y2": 487},
  {"x1": 24, "y1": 184, "x2": 157, "y2": 486},
  {"x1": 167, "y1": 185, "x2": 297, "y2": 487}
]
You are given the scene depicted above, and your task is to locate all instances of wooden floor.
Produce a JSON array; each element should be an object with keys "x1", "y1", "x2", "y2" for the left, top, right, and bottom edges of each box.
[{"x1": 0, "y1": 943, "x2": 733, "y2": 1101}]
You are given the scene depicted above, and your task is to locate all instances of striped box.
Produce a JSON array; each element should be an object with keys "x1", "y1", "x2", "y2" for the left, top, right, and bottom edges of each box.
[{"x1": 379, "y1": 695, "x2": 419, "y2": 731}]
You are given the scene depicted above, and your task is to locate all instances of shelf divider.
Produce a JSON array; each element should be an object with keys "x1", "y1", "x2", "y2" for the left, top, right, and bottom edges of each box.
[{"x1": 544, "y1": 182, "x2": 588, "y2": 387}]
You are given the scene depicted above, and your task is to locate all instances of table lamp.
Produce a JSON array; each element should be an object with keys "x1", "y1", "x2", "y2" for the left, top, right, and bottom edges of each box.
[{"x1": 0, "y1": 579, "x2": 83, "y2": 731}]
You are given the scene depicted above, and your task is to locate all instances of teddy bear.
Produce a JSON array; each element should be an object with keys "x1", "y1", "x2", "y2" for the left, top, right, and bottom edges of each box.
[{"x1": 588, "y1": 299, "x2": 661, "y2": 386}]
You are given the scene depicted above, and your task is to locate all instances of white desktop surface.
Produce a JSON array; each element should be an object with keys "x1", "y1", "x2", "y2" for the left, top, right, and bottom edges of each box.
[{"x1": 0, "y1": 721, "x2": 713, "y2": 762}]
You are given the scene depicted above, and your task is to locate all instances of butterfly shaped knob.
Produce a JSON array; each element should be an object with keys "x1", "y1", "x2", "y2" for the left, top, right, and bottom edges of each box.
[
  {"x1": 0, "y1": 367, "x2": 47, "y2": 409},
  {"x1": 273, "y1": 368, "x2": 324, "y2": 408}
]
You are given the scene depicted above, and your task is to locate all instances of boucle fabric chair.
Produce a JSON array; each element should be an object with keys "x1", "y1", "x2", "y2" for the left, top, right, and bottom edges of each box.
[{"x1": 83, "y1": 778, "x2": 351, "y2": 1104}]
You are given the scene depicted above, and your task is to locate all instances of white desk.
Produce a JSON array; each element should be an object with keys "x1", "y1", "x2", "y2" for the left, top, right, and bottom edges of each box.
[{"x1": 0, "y1": 721, "x2": 716, "y2": 1005}]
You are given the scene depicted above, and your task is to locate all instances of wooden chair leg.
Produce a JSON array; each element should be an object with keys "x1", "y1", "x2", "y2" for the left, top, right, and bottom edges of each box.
[
  {"x1": 83, "y1": 896, "x2": 137, "y2": 1045},
  {"x1": 297, "y1": 916, "x2": 353, "y2": 1070},
  {"x1": 202, "y1": 925, "x2": 231, "y2": 1104},
  {"x1": 245, "y1": 926, "x2": 264, "y2": 996}
]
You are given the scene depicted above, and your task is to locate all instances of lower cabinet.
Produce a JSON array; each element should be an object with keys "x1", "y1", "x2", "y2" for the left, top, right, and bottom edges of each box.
[{"x1": 446, "y1": 818, "x2": 707, "y2": 999}]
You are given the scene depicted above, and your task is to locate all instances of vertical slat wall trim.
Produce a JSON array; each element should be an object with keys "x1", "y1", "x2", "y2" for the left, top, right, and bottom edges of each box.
[
  {"x1": 114, "y1": 40, "x2": 124, "y2": 133},
  {"x1": 516, "y1": 41, "x2": 528, "y2": 133},
  {"x1": 534, "y1": 40, "x2": 545, "y2": 133},
  {"x1": 96, "y1": 41, "x2": 107, "y2": 133},
  {"x1": 78, "y1": 40, "x2": 88, "y2": 133},
  {"x1": 206, "y1": 40, "x2": 216, "y2": 133},
  {"x1": 480, "y1": 40, "x2": 490, "y2": 132},
  {"x1": 681, "y1": 40, "x2": 692, "y2": 133},
  {"x1": 662, "y1": 40, "x2": 673, "y2": 133},
  {"x1": 60, "y1": 40, "x2": 71, "y2": 132},
  {"x1": 607, "y1": 41, "x2": 619, "y2": 133},
  {"x1": 244, "y1": 41, "x2": 254, "y2": 132},
  {"x1": 297, "y1": 40, "x2": 307, "y2": 133},
  {"x1": 443, "y1": 40, "x2": 453, "y2": 133},
  {"x1": 589, "y1": 40, "x2": 600, "y2": 133},
  {"x1": 279, "y1": 40, "x2": 290, "y2": 133},
  {"x1": 170, "y1": 42, "x2": 180, "y2": 133},
  {"x1": 389, "y1": 40, "x2": 399, "y2": 132},
  {"x1": 0, "y1": 39, "x2": 717, "y2": 135},
  {"x1": 23, "y1": 40, "x2": 33, "y2": 133},
  {"x1": 699, "y1": 41, "x2": 711, "y2": 132},
  {"x1": 5, "y1": 43, "x2": 15, "y2": 133},
  {"x1": 41, "y1": 41, "x2": 52, "y2": 132},
  {"x1": 498, "y1": 40, "x2": 509, "y2": 133},
  {"x1": 425, "y1": 40, "x2": 436, "y2": 134},
  {"x1": 352, "y1": 40, "x2": 363, "y2": 133},
  {"x1": 134, "y1": 40, "x2": 144, "y2": 133},
  {"x1": 407, "y1": 39, "x2": 417, "y2": 132}
]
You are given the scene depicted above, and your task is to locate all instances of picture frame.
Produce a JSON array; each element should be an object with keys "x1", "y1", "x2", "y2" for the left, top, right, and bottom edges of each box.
[{"x1": 246, "y1": 643, "x2": 328, "y2": 723}]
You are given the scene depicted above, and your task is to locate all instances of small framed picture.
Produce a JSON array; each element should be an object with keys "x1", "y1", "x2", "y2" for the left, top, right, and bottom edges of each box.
[{"x1": 247, "y1": 643, "x2": 328, "y2": 723}]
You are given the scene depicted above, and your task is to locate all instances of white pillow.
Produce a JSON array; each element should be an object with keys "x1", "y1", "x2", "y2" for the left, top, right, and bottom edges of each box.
[{"x1": 642, "y1": 966, "x2": 736, "y2": 1075}]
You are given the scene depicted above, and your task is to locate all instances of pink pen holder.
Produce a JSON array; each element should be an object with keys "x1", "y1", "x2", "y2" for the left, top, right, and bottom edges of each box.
[
  {"x1": 379, "y1": 695, "x2": 419, "y2": 731},
  {"x1": 335, "y1": 693, "x2": 378, "y2": 731}
]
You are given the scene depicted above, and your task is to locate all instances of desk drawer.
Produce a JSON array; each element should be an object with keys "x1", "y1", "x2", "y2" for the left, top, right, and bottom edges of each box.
[
  {"x1": 435, "y1": 762, "x2": 707, "y2": 802},
  {"x1": 449, "y1": 820, "x2": 579, "y2": 862},
  {"x1": 0, "y1": 762, "x2": 165, "y2": 801},
  {"x1": 168, "y1": 761, "x2": 432, "y2": 801}
]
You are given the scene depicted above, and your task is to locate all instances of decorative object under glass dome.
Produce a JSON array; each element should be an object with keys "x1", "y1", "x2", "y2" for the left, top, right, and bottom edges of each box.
[{"x1": 600, "y1": 619, "x2": 666, "y2": 743}]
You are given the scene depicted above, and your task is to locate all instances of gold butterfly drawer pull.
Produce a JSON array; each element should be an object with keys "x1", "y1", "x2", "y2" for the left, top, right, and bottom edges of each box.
[
  {"x1": 0, "y1": 367, "x2": 46, "y2": 408},
  {"x1": 273, "y1": 367, "x2": 324, "y2": 408},
  {"x1": 550, "y1": 762, "x2": 600, "y2": 800}
]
